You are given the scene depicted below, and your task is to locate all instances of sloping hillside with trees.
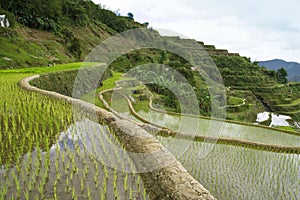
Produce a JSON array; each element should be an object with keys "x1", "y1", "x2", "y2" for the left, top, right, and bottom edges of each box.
[
  {"x1": 0, "y1": 0, "x2": 145, "y2": 68},
  {"x1": 1, "y1": 0, "x2": 299, "y2": 124}
]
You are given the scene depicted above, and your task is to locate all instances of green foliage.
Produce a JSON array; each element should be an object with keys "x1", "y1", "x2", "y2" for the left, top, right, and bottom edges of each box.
[
  {"x1": 107, "y1": 17, "x2": 140, "y2": 33},
  {"x1": 61, "y1": 28, "x2": 74, "y2": 44},
  {"x1": 1, "y1": 0, "x2": 143, "y2": 33},
  {"x1": 149, "y1": 85, "x2": 181, "y2": 112},
  {"x1": 31, "y1": 66, "x2": 112, "y2": 98},
  {"x1": 0, "y1": 62, "x2": 84, "y2": 73},
  {"x1": 95, "y1": 7, "x2": 118, "y2": 25},
  {"x1": 276, "y1": 67, "x2": 288, "y2": 84},
  {"x1": 212, "y1": 55, "x2": 277, "y2": 87},
  {"x1": 0, "y1": 31, "x2": 75, "y2": 69},
  {"x1": 0, "y1": 0, "x2": 145, "y2": 69},
  {"x1": 228, "y1": 96, "x2": 244, "y2": 105},
  {"x1": 110, "y1": 49, "x2": 210, "y2": 115},
  {"x1": 127, "y1": 12, "x2": 134, "y2": 19},
  {"x1": 69, "y1": 37, "x2": 82, "y2": 59},
  {"x1": 0, "y1": 72, "x2": 73, "y2": 165},
  {"x1": 62, "y1": 0, "x2": 89, "y2": 25},
  {"x1": 0, "y1": 9, "x2": 16, "y2": 28},
  {"x1": 143, "y1": 22, "x2": 149, "y2": 28},
  {"x1": 266, "y1": 69, "x2": 276, "y2": 77},
  {"x1": 0, "y1": 65, "x2": 148, "y2": 199},
  {"x1": 1, "y1": 0, "x2": 61, "y2": 31}
]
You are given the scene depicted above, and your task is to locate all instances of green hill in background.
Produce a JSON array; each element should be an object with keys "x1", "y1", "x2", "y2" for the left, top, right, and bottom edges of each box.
[
  {"x1": 259, "y1": 59, "x2": 300, "y2": 82},
  {"x1": 1, "y1": 0, "x2": 300, "y2": 126},
  {"x1": 0, "y1": 0, "x2": 145, "y2": 69}
]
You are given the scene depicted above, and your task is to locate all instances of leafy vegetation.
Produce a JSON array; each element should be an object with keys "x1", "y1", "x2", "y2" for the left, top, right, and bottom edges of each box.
[
  {"x1": 30, "y1": 65, "x2": 112, "y2": 97},
  {"x1": 0, "y1": 0, "x2": 145, "y2": 69},
  {"x1": 0, "y1": 1, "x2": 298, "y2": 199},
  {"x1": 276, "y1": 67, "x2": 288, "y2": 84},
  {"x1": 212, "y1": 55, "x2": 278, "y2": 87},
  {"x1": 0, "y1": 0, "x2": 143, "y2": 32},
  {"x1": 0, "y1": 63, "x2": 87, "y2": 165},
  {"x1": 92, "y1": 69, "x2": 299, "y2": 199},
  {"x1": 0, "y1": 0, "x2": 293, "y2": 123},
  {"x1": 0, "y1": 73, "x2": 72, "y2": 165},
  {"x1": 108, "y1": 48, "x2": 284, "y2": 122},
  {"x1": 81, "y1": 72, "x2": 125, "y2": 108},
  {"x1": 227, "y1": 96, "x2": 244, "y2": 105}
]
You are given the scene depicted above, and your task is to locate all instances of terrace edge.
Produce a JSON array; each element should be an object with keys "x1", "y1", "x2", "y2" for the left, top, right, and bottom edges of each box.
[{"x1": 19, "y1": 74, "x2": 216, "y2": 200}]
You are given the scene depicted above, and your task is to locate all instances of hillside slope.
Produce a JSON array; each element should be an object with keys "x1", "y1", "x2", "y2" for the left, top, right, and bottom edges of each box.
[
  {"x1": 0, "y1": 24, "x2": 114, "y2": 68},
  {"x1": 0, "y1": 0, "x2": 144, "y2": 69},
  {"x1": 1, "y1": 0, "x2": 300, "y2": 125}
]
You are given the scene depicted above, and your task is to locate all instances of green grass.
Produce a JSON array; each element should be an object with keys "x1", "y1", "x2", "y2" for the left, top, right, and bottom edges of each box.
[
  {"x1": 292, "y1": 98, "x2": 300, "y2": 104},
  {"x1": 0, "y1": 36, "x2": 47, "y2": 69},
  {"x1": 0, "y1": 27, "x2": 74, "y2": 69},
  {"x1": 81, "y1": 72, "x2": 152, "y2": 114},
  {"x1": 275, "y1": 126, "x2": 295, "y2": 131},
  {"x1": 228, "y1": 96, "x2": 244, "y2": 105},
  {"x1": 100, "y1": 72, "x2": 124, "y2": 91},
  {"x1": 81, "y1": 72, "x2": 124, "y2": 108},
  {"x1": 0, "y1": 62, "x2": 97, "y2": 74},
  {"x1": 276, "y1": 97, "x2": 300, "y2": 107},
  {"x1": 0, "y1": 63, "x2": 149, "y2": 199},
  {"x1": 0, "y1": 73, "x2": 73, "y2": 165},
  {"x1": 0, "y1": 63, "x2": 90, "y2": 165},
  {"x1": 132, "y1": 100, "x2": 150, "y2": 112}
]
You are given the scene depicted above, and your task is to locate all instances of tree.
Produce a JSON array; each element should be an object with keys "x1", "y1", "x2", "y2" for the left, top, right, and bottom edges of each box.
[
  {"x1": 276, "y1": 67, "x2": 288, "y2": 84},
  {"x1": 69, "y1": 38, "x2": 82, "y2": 60},
  {"x1": 143, "y1": 22, "x2": 149, "y2": 27},
  {"x1": 127, "y1": 12, "x2": 134, "y2": 19}
]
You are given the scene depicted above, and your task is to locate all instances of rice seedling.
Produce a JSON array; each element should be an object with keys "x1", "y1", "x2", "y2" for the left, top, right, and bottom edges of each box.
[
  {"x1": 56, "y1": 171, "x2": 61, "y2": 181},
  {"x1": 72, "y1": 186, "x2": 76, "y2": 199},
  {"x1": 23, "y1": 189, "x2": 29, "y2": 200},
  {"x1": 0, "y1": 64, "x2": 150, "y2": 200},
  {"x1": 114, "y1": 187, "x2": 120, "y2": 200},
  {"x1": 100, "y1": 192, "x2": 105, "y2": 200},
  {"x1": 102, "y1": 176, "x2": 107, "y2": 195},
  {"x1": 94, "y1": 175, "x2": 99, "y2": 188},
  {"x1": 61, "y1": 151, "x2": 65, "y2": 164},
  {"x1": 0, "y1": 185, "x2": 7, "y2": 199},
  {"x1": 129, "y1": 187, "x2": 133, "y2": 200},
  {"x1": 70, "y1": 170, "x2": 73, "y2": 181},
  {"x1": 87, "y1": 185, "x2": 91, "y2": 200},
  {"x1": 103, "y1": 165, "x2": 109, "y2": 180},
  {"x1": 143, "y1": 188, "x2": 147, "y2": 200},
  {"x1": 80, "y1": 177, "x2": 84, "y2": 193},
  {"x1": 84, "y1": 165, "x2": 88, "y2": 177},
  {"x1": 38, "y1": 179, "x2": 44, "y2": 195},
  {"x1": 157, "y1": 135, "x2": 299, "y2": 199},
  {"x1": 124, "y1": 173, "x2": 129, "y2": 192}
]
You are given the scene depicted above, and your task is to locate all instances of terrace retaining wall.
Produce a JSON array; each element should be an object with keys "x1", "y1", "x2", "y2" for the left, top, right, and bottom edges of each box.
[
  {"x1": 97, "y1": 88, "x2": 300, "y2": 154},
  {"x1": 19, "y1": 75, "x2": 216, "y2": 200}
]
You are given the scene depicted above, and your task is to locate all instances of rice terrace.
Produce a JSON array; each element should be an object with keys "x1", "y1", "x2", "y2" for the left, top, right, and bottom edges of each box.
[{"x1": 0, "y1": 0, "x2": 299, "y2": 199}]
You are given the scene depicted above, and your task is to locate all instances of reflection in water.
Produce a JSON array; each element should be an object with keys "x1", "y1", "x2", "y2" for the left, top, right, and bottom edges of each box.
[
  {"x1": 137, "y1": 110, "x2": 300, "y2": 147},
  {"x1": 256, "y1": 111, "x2": 291, "y2": 127},
  {"x1": 158, "y1": 136, "x2": 299, "y2": 200},
  {"x1": 0, "y1": 119, "x2": 148, "y2": 200}
]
